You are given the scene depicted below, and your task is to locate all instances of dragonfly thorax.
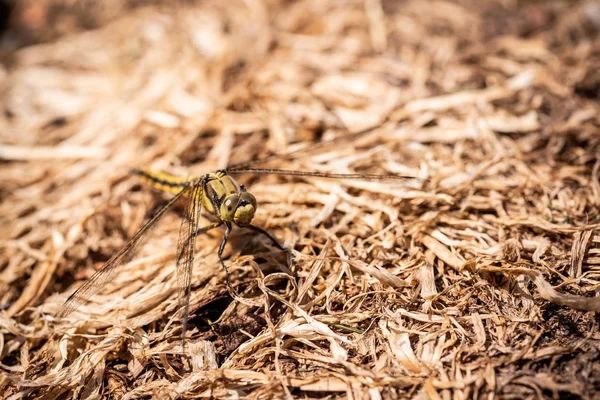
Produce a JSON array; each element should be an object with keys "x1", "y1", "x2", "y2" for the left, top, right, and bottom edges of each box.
[{"x1": 220, "y1": 191, "x2": 257, "y2": 226}]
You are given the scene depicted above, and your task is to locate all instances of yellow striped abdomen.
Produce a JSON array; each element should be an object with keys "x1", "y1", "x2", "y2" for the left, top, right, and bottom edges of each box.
[{"x1": 132, "y1": 169, "x2": 191, "y2": 194}]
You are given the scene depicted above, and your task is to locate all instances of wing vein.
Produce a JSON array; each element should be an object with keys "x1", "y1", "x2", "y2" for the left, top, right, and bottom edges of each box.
[
  {"x1": 176, "y1": 183, "x2": 202, "y2": 347},
  {"x1": 225, "y1": 123, "x2": 386, "y2": 170},
  {"x1": 57, "y1": 185, "x2": 191, "y2": 320},
  {"x1": 226, "y1": 167, "x2": 424, "y2": 182}
]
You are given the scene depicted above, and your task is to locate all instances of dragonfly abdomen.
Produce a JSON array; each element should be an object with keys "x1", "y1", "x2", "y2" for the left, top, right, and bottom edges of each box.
[{"x1": 132, "y1": 169, "x2": 190, "y2": 194}]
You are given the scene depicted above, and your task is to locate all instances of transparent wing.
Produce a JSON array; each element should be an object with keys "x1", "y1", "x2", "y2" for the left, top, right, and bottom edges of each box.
[
  {"x1": 175, "y1": 184, "x2": 203, "y2": 347},
  {"x1": 56, "y1": 185, "x2": 191, "y2": 320},
  {"x1": 226, "y1": 124, "x2": 386, "y2": 170},
  {"x1": 226, "y1": 167, "x2": 425, "y2": 182}
]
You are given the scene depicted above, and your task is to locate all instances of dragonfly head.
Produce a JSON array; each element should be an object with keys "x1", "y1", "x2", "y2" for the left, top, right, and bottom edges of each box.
[{"x1": 220, "y1": 191, "x2": 257, "y2": 226}]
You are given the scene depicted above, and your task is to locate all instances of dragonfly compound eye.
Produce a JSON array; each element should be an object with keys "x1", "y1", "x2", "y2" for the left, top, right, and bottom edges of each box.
[
  {"x1": 220, "y1": 194, "x2": 240, "y2": 221},
  {"x1": 233, "y1": 192, "x2": 257, "y2": 226}
]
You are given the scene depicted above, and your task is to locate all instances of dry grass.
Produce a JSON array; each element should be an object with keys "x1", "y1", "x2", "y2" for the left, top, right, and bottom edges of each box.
[{"x1": 1, "y1": 0, "x2": 600, "y2": 398}]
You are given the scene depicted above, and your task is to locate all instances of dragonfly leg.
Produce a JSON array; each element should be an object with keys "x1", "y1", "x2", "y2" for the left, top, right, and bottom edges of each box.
[
  {"x1": 195, "y1": 221, "x2": 222, "y2": 236},
  {"x1": 246, "y1": 224, "x2": 293, "y2": 278},
  {"x1": 218, "y1": 222, "x2": 233, "y2": 289},
  {"x1": 246, "y1": 224, "x2": 287, "y2": 251}
]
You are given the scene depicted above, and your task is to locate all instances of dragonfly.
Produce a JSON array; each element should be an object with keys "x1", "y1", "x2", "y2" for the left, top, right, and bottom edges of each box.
[{"x1": 56, "y1": 127, "x2": 423, "y2": 345}]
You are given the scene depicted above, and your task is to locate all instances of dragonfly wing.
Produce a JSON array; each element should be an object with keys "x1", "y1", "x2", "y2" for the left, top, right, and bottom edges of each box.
[
  {"x1": 226, "y1": 167, "x2": 424, "y2": 182},
  {"x1": 175, "y1": 184, "x2": 203, "y2": 347},
  {"x1": 56, "y1": 185, "x2": 191, "y2": 320},
  {"x1": 225, "y1": 124, "x2": 384, "y2": 170}
]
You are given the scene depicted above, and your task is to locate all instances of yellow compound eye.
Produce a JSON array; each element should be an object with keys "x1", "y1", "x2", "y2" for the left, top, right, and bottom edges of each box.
[
  {"x1": 220, "y1": 194, "x2": 239, "y2": 222},
  {"x1": 233, "y1": 192, "x2": 257, "y2": 226}
]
